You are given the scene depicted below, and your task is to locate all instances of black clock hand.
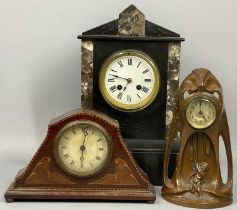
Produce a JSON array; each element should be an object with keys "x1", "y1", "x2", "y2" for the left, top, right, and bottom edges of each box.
[
  {"x1": 109, "y1": 74, "x2": 130, "y2": 81},
  {"x1": 122, "y1": 81, "x2": 129, "y2": 92},
  {"x1": 80, "y1": 144, "x2": 85, "y2": 168},
  {"x1": 80, "y1": 128, "x2": 88, "y2": 168},
  {"x1": 80, "y1": 151, "x2": 84, "y2": 168},
  {"x1": 198, "y1": 101, "x2": 206, "y2": 121},
  {"x1": 121, "y1": 78, "x2": 132, "y2": 93}
]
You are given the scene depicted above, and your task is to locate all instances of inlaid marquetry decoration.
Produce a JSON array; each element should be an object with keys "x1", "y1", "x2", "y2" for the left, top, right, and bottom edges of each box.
[
  {"x1": 5, "y1": 109, "x2": 155, "y2": 203},
  {"x1": 26, "y1": 157, "x2": 75, "y2": 185},
  {"x1": 89, "y1": 158, "x2": 139, "y2": 185},
  {"x1": 162, "y1": 68, "x2": 233, "y2": 208}
]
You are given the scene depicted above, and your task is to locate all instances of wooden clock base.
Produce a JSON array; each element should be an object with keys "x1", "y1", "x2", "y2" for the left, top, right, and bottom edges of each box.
[{"x1": 5, "y1": 181, "x2": 155, "y2": 203}]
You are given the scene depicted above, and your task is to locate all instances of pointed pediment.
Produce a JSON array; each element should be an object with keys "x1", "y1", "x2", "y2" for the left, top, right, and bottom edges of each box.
[
  {"x1": 118, "y1": 4, "x2": 145, "y2": 36},
  {"x1": 79, "y1": 5, "x2": 184, "y2": 41}
]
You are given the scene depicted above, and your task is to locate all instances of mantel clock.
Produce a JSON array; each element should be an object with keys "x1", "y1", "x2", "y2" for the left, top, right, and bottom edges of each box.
[
  {"x1": 78, "y1": 4, "x2": 185, "y2": 184},
  {"x1": 5, "y1": 109, "x2": 156, "y2": 203},
  {"x1": 162, "y1": 68, "x2": 233, "y2": 208}
]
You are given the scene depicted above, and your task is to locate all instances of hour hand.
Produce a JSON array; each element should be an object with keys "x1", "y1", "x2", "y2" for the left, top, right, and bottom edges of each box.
[{"x1": 199, "y1": 111, "x2": 207, "y2": 122}]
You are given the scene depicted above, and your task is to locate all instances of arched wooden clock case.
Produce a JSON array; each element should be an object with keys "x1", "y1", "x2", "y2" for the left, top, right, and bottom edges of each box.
[{"x1": 4, "y1": 109, "x2": 155, "y2": 203}]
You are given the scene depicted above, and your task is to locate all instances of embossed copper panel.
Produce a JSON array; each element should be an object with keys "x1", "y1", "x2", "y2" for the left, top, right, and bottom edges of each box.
[{"x1": 162, "y1": 68, "x2": 233, "y2": 208}]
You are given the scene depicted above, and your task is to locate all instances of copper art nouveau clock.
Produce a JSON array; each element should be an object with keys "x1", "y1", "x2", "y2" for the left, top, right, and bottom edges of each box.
[
  {"x1": 162, "y1": 69, "x2": 233, "y2": 208},
  {"x1": 78, "y1": 5, "x2": 184, "y2": 184}
]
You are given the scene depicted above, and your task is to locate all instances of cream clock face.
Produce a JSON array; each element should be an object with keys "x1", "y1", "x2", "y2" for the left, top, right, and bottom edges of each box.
[
  {"x1": 54, "y1": 121, "x2": 111, "y2": 177},
  {"x1": 99, "y1": 50, "x2": 160, "y2": 111},
  {"x1": 186, "y1": 98, "x2": 216, "y2": 129}
]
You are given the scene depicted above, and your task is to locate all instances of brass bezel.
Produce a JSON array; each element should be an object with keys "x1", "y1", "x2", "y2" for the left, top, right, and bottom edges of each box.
[
  {"x1": 184, "y1": 95, "x2": 218, "y2": 130},
  {"x1": 99, "y1": 49, "x2": 160, "y2": 112},
  {"x1": 54, "y1": 120, "x2": 112, "y2": 178}
]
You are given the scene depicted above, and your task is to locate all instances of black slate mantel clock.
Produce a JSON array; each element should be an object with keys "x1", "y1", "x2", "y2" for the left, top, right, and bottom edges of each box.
[{"x1": 78, "y1": 5, "x2": 185, "y2": 185}]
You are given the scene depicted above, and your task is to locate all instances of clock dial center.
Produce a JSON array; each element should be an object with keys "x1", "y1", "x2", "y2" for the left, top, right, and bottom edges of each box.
[{"x1": 80, "y1": 145, "x2": 85, "y2": 151}]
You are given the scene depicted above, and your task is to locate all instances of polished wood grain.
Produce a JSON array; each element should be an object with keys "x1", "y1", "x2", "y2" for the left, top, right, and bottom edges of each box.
[
  {"x1": 89, "y1": 158, "x2": 139, "y2": 185},
  {"x1": 5, "y1": 108, "x2": 155, "y2": 203},
  {"x1": 25, "y1": 157, "x2": 75, "y2": 185}
]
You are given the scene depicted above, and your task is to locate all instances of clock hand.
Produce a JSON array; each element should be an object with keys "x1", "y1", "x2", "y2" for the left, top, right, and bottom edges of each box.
[
  {"x1": 122, "y1": 81, "x2": 129, "y2": 92},
  {"x1": 198, "y1": 111, "x2": 207, "y2": 122},
  {"x1": 198, "y1": 101, "x2": 206, "y2": 121},
  {"x1": 80, "y1": 144, "x2": 85, "y2": 168},
  {"x1": 121, "y1": 78, "x2": 132, "y2": 93},
  {"x1": 82, "y1": 127, "x2": 88, "y2": 137},
  {"x1": 109, "y1": 74, "x2": 130, "y2": 81},
  {"x1": 80, "y1": 152, "x2": 84, "y2": 168},
  {"x1": 80, "y1": 128, "x2": 88, "y2": 168}
]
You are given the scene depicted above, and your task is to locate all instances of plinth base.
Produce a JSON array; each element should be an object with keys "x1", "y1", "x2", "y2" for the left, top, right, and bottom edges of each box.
[
  {"x1": 162, "y1": 191, "x2": 232, "y2": 209},
  {"x1": 5, "y1": 182, "x2": 155, "y2": 203}
]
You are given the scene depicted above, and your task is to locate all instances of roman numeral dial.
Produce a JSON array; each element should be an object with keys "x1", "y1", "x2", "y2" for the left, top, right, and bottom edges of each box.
[
  {"x1": 55, "y1": 122, "x2": 111, "y2": 177},
  {"x1": 100, "y1": 50, "x2": 160, "y2": 111}
]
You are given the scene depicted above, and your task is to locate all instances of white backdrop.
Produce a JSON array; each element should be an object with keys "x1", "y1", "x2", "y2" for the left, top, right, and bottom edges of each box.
[{"x1": 0, "y1": 0, "x2": 236, "y2": 209}]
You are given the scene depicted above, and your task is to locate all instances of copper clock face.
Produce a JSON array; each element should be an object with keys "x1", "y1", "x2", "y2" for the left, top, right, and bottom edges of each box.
[
  {"x1": 99, "y1": 50, "x2": 160, "y2": 112},
  {"x1": 54, "y1": 120, "x2": 112, "y2": 177},
  {"x1": 186, "y1": 98, "x2": 216, "y2": 129}
]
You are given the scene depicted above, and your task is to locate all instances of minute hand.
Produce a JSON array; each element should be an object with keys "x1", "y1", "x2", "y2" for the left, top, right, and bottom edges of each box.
[{"x1": 109, "y1": 74, "x2": 129, "y2": 81}]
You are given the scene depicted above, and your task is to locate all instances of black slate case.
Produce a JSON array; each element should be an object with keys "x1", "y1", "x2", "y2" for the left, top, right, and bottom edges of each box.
[
  {"x1": 93, "y1": 40, "x2": 167, "y2": 140},
  {"x1": 78, "y1": 16, "x2": 184, "y2": 185}
]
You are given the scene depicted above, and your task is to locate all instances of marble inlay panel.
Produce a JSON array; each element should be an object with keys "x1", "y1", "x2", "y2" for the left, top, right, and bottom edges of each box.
[
  {"x1": 81, "y1": 41, "x2": 93, "y2": 108},
  {"x1": 166, "y1": 43, "x2": 181, "y2": 139},
  {"x1": 118, "y1": 5, "x2": 145, "y2": 36}
]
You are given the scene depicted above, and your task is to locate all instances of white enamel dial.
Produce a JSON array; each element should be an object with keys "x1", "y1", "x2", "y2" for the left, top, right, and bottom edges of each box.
[
  {"x1": 99, "y1": 50, "x2": 160, "y2": 111},
  {"x1": 54, "y1": 121, "x2": 111, "y2": 177},
  {"x1": 186, "y1": 98, "x2": 216, "y2": 129}
]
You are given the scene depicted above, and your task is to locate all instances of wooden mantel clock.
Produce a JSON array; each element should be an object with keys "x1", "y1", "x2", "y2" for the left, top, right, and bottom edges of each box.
[
  {"x1": 5, "y1": 109, "x2": 156, "y2": 203},
  {"x1": 162, "y1": 68, "x2": 233, "y2": 208},
  {"x1": 78, "y1": 4, "x2": 185, "y2": 185}
]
